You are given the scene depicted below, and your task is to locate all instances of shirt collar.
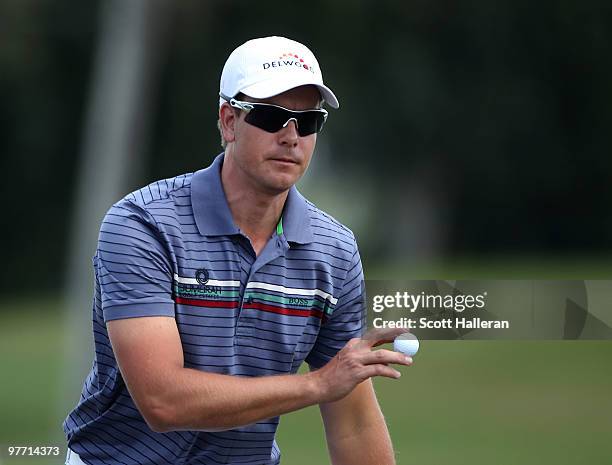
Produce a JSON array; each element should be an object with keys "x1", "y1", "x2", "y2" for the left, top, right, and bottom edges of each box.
[
  {"x1": 282, "y1": 182, "x2": 314, "y2": 244},
  {"x1": 192, "y1": 153, "x2": 314, "y2": 244}
]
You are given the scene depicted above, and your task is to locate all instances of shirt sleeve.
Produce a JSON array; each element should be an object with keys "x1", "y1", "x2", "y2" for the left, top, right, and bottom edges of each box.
[
  {"x1": 94, "y1": 199, "x2": 175, "y2": 322},
  {"x1": 306, "y1": 244, "x2": 367, "y2": 369}
]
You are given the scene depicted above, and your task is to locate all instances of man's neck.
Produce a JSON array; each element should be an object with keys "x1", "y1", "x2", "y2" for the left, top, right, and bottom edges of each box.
[{"x1": 220, "y1": 155, "x2": 288, "y2": 255}]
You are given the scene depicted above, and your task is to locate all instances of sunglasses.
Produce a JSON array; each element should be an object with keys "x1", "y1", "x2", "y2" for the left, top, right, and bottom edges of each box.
[{"x1": 221, "y1": 94, "x2": 328, "y2": 137}]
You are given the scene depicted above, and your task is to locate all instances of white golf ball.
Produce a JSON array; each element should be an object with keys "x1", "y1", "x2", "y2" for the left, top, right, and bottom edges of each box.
[{"x1": 393, "y1": 333, "x2": 419, "y2": 356}]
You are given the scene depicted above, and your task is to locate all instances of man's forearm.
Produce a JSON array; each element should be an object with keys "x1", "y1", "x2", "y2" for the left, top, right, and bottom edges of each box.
[
  {"x1": 319, "y1": 379, "x2": 397, "y2": 465},
  {"x1": 326, "y1": 423, "x2": 396, "y2": 465},
  {"x1": 111, "y1": 320, "x2": 412, "y2": 434},
  {"x1": 151, "y1": 368, "x2": 321, "y2": 432}
]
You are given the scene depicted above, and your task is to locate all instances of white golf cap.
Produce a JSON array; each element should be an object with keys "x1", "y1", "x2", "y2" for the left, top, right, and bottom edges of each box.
[{"x1": 219, "y1": 36, "x2": 339, "y2": 109}]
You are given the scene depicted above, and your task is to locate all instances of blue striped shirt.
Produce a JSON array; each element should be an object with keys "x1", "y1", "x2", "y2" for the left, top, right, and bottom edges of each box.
[{"x1": 63, "y1": 153, "x2": 366, "y2": 465}]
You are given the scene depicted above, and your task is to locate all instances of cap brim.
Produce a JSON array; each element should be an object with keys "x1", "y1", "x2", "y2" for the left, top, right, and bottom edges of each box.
[{"x1": 240, "y1": 77, "x2": 339, "y2": 109}]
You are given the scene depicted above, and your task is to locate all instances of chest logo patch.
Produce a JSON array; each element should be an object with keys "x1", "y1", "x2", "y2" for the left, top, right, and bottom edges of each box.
[{"x1": 195, "y1": 268, "x2": 209, "y2": 285}]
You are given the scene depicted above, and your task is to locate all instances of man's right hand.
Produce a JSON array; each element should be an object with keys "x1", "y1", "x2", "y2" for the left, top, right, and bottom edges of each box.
[{"x1": 311, "y1": 328, "x2": 414, "y2": 403}]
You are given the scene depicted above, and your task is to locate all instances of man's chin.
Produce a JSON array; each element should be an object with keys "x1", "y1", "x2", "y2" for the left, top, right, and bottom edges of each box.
[{"x1": 261, "y1": 175, "x2": 300, "y2": 195}]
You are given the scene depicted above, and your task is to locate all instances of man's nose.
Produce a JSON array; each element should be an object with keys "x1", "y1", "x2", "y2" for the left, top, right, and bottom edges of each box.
[{"x1": 278, "y1": 118, "x2": 299, "y2": 146}]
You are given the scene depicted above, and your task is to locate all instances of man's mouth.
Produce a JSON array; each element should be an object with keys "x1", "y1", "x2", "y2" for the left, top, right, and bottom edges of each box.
[{"x1": 270, "y1": 157, "x2": 299, "y2": 165}]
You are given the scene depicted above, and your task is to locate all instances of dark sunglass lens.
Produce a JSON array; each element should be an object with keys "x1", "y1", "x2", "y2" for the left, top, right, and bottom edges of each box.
[
  {"x1": 244, "y1": 104, "x2": 326, "y2": 136},
  {"x1": 244, "y1": 105, "x2": 289, "y2": 133},
  {"x1": 296, "y1": 112, "x2": 326, "y2": 136}
]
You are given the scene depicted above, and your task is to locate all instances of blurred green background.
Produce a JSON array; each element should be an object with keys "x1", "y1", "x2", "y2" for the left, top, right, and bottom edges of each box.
[{"x1": 1, "y1": 0, "x2": 612, "y2": 464}]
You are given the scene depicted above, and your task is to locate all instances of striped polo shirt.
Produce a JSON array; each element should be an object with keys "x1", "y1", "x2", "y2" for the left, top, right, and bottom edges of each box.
[{"x1": 63, "y1": 153, "x2": 366, "y2": 465}]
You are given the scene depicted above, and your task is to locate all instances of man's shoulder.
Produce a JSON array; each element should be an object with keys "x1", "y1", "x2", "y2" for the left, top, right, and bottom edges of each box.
[
  {"x1": 123, "y1": 172, "x2": 194, "y2": 209},
  {"x1": 303, "y1": 198, "x2": 359, "y2": 255},
  {"x1": 104, "y1": 172, "x2": 195, "y2": 226}
]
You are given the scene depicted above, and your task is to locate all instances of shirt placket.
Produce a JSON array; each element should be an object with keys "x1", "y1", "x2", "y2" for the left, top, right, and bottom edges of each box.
[{"x1": 234, "y1": 232, "x2": 289, "y2": 338}]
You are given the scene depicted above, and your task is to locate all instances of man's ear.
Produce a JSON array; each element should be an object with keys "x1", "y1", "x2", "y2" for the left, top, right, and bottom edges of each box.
[{"x1": 219, "y1": 103, "x2": 237, "y2": 144}]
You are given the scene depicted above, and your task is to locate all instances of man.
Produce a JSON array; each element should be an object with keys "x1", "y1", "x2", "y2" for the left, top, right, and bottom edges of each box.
[{"x1": 63, "y1": 36, "x2": 413, "y2": 465}]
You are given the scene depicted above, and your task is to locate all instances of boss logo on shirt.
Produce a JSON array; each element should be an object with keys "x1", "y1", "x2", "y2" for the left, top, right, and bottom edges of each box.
[{"x1": 195, "y1": 268, "x2": 209, "y2": 285}]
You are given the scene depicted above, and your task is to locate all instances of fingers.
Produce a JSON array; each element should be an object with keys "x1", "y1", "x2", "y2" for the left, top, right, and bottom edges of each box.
[
  {"x1": 360, "y1": 349, "x2": 413, "y2": 367},
  {"x1": 360, "y1": 328, "x2": 411, "y2": 348},
  {"x1": 358, "y1": 350, "x2": 414, "y2": 381},
  {"x1": 360, "y1": 364, "x2": 403, "y2": 380}
]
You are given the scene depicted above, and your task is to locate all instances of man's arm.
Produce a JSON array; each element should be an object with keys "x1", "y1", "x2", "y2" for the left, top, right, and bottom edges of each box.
[
  {"x1": 319, "y1": 379, "x2": 396, "y2": 465},
  {"x1": 107, "y1": 317, "x2": 411, "y2": 433}
]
